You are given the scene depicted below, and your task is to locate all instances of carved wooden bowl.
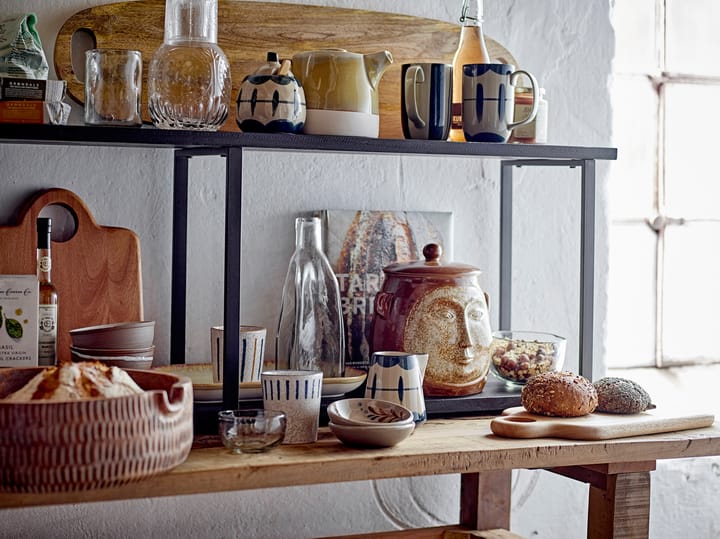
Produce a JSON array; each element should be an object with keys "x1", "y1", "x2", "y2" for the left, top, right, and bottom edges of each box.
[{"x1": 0, "y1": 367, "x2": 193, "y2": 493}]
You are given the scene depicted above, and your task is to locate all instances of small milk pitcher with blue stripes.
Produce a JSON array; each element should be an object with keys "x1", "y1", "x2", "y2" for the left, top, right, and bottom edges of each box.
[{"x1": 365, "y1": 351, "x2": 428, "y2": 424}]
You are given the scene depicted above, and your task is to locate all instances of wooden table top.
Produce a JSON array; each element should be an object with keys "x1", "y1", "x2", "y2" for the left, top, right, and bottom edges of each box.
[{"x1": 2, "y1": 416, "x2": 719, "y2": 509}]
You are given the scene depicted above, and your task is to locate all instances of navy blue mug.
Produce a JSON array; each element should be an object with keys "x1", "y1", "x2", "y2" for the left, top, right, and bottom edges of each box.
[
  {"x1": 462, "y1": 63, "x2": 538, "y2": 143},
  {"x1": 401, "y1": 63, "x2": 452, "y2": 140}
]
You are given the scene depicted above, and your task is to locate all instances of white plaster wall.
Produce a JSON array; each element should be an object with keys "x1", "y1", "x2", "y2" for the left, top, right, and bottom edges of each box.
[{"x1": 1, "y1": 1, "x2": 711, "y2": 538}]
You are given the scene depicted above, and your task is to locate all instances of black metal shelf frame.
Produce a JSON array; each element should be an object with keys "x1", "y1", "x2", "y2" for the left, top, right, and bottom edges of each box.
[{"x1": 0, "y1": 125, "x2": 616, "y2": 412}]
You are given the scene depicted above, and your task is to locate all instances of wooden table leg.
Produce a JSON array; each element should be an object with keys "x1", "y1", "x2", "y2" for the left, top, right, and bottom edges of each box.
[
  {"x1": 550, "y1": 462, "x2": 656, "y2": 539},
  {"x1": 587, "y1": 470, "x2": 651, "y2": 538},
  {"x1": 459, "y1": 470, "x2": 512, "y2": 531}
]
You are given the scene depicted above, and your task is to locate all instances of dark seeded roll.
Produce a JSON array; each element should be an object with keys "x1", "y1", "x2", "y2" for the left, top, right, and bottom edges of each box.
[
  {"x1": 521, "y1": 371, "x2": 598, "y2": 417},
  {"x1": 594, "y1": 377, "x2": 652, "y2": 414}
]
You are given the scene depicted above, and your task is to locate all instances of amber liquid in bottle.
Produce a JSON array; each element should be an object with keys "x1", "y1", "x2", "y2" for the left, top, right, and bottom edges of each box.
[
  {"x1": 450, "y1": 0, "x2": 491, "y2": 142},
  {"x1": 37, "y1": 217, "x2": 58, "y2": 366}
]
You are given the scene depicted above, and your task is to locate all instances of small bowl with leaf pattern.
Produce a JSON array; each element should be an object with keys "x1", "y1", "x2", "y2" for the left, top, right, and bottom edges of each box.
[{"x1": 327, "y1": 398, "x2": 414, "y2": 427}]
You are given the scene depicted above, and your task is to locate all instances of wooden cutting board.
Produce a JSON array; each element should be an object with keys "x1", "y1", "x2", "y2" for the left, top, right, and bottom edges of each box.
[
  {"x1": 54, "y1": 0, "x2": 517, "y2": 139},
  {"x1": 0, "y1": 189, "x2": 143, "y2": 364},
  {"x1": 490, "y1": 406, "x2": 715, "y2": 441}
]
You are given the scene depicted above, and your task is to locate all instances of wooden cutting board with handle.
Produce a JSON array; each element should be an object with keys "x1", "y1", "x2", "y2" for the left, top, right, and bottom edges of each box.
[
  {"x1": 0, "y1": 189, "x2": 143, "y2": 365},
  {"x1": 53, "y1": 0, "x2": 517, "y2": 139},
  {"x1": 491, "y1": 406, "x2": 715, "y2": 441}
]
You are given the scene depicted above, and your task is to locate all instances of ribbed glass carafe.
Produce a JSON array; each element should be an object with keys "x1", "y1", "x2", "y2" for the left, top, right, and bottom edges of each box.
[{"x1": 148, "y1": 0, "x2": 231, "y2": 130}]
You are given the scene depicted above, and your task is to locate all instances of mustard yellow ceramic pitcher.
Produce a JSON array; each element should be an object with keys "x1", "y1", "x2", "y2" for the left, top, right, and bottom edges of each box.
[{"x1": 291, "y1": 48, "x2": 393, "y2": 137}]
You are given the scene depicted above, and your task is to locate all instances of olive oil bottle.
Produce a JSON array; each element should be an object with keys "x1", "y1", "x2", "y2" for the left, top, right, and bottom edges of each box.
[{"x1": 37, "y1": 217, "x2": 58, "y2": 366}]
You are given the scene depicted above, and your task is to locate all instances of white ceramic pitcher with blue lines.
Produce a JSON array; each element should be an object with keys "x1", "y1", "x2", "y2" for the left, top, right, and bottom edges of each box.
[{"x1": 365, "y1": 351, "x2": 428, "y2": 424}]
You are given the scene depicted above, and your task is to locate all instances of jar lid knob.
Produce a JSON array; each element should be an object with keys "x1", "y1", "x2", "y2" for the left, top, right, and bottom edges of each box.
[{"x1": 423, "y1": 243, "x2": 442, "y2": 264}]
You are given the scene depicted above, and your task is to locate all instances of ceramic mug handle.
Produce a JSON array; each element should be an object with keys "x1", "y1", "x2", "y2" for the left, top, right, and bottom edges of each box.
[
  {"x1": 507, "y1": 69, "x2": 539, "y2": 129},
  {"x1": 404, "y1": 65, "x2": 426, "y2": 129}
]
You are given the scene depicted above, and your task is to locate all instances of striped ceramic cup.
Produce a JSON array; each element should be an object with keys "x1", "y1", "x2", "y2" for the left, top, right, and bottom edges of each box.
[
  {"x1": 262, "y1": 369, "x2": 323, "y2": 443},
  {"x1": 211, "y1": 325, "x2": 266, "y2": 384}
]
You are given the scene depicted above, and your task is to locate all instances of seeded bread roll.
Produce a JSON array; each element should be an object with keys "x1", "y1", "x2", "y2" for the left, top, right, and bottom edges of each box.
[
  {"x1": 521, "y1": 371, "x2": 598, "y2": 417},
  {"x1": 594, "y1": 377, "x2": 652, "y2": 414}
]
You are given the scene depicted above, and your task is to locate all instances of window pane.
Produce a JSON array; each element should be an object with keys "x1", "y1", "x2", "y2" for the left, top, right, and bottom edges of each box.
[
  {"x1": 665, "y1": 82, "x2": 720, "y2": 218},
  {"x1": 609, "y1": 74, "x2": 657, "y2": 220},
  {"x1": 612, "y1": 0, "x2": 658, "y2": 73},
  {"x1": 662, "y1": 222, "x2": 720, "y2": 363},
  {"x1": 667, "y1": 0, "x2": 720, "y2": 76},
  {"x1": 606, "y1": 223, "x2": 657, "y2": 368}
]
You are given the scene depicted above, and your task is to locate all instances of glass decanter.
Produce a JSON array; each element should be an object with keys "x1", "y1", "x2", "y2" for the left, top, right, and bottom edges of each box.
[
  {"x1": 148, "y1": 0, "x2": 231, "y2": 130},
  {"x1": 276, "y1": 217, "x2": 345, "y2": 378}
]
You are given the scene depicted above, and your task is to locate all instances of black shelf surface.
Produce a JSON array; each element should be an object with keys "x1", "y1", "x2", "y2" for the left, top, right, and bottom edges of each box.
[
  {"x1": 192, "y1": 376, "x2": 521, "y2": 435},
  {"x1": 0, "y1": 123, "x2": 618, "y2": 161}
]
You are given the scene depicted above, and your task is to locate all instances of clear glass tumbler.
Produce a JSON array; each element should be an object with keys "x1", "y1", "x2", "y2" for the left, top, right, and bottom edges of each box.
[{"x1": 84, "y1": 49, "x2": 142, "y2": 126}]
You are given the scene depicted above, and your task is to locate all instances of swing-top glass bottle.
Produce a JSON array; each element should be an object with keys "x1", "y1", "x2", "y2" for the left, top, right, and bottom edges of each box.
[{"x1": 450, "y1": 0, "x2": 491, "y2": 142}]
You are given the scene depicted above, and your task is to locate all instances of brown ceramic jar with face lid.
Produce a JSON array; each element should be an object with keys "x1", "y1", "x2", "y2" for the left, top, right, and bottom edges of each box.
[{"x1": 370, "y1": 243, "x2": 493, "y2": 397}]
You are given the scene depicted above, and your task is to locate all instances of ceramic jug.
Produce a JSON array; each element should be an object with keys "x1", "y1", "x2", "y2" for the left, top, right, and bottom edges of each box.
[
  {"x1": 291, "y1": 48, "x2": 393, "y2": 137},
  {"x1": 236, "y1": 53, "x2": 306, "y2": 134},
  {"x1": 370, "y1": 243, "x2": 493, "y2": 398},
  {"x1": 365, "y1": 351, "x2": 428, "y2": 424}
]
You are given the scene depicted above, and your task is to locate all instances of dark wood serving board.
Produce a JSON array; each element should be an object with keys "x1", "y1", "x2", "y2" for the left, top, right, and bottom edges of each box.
[
  {"x1": 491, "y1": 406, "x2": 716, "y2": 441},
  {"x1": 0, "y1": 189, "x2": 143, "y2": 364},
  {"x1": 54, "y1": 0, "x2": 516, "y2": 139}
]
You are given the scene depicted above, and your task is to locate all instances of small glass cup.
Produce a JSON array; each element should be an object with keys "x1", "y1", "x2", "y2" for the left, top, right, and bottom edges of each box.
[
  {"x1": 84, "y1": 48, "x2": 142, "y2": 126},
  {"x1": 218, "y1": 409, "x2": 286, "y2": 454}
]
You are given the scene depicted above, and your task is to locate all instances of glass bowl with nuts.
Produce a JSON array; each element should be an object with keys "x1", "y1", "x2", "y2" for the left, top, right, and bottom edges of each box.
[{"x1": 490, "y1": 330, "x2": 566, "y2": 386}]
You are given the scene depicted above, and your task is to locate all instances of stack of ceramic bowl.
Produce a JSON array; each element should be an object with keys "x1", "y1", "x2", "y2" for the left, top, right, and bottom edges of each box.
[
  {"x1": 326, "y1": 398, "x2": 415, "y2": 448},
  {"x1": 69, "y1": 321, "x2": 155, "y2": 370}
]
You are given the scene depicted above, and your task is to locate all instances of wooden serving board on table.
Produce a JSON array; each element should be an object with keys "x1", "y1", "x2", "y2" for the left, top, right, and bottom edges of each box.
[
  {"x1": 54, "y1": 0, "x2": 517, "y2": 139},
  {"x1": 0, "y1": 189, "x2": 143, "y2": 364},
  {"x1": 491, "y1": 406, "x2": 715, "y2": 441}
]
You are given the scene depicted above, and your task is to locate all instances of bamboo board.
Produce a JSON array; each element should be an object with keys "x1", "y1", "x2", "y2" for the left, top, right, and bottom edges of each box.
[
  {"x1": 491, "y1": 406, "x2": 716, "y2": 441},
  {"x1": 54, "y1": 0, "x2": 516, "y2": 139}
]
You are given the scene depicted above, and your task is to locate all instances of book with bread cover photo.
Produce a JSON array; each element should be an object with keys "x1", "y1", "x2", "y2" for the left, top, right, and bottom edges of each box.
[{"x1": 316, "y1": 209, "x2": 453, "y2": 372}]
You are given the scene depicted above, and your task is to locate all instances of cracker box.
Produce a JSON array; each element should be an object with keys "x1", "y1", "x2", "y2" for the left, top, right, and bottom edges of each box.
[{"x1": 0, "y1": 275, "x2": 38, "y2": 367}]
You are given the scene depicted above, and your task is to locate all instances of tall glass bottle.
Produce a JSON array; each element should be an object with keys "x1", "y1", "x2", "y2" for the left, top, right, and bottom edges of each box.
[
  {"x1": 449, "y1": 0, "x2": 491, "y2": 142},
  {"x1": 276, "y1": 217, "x2": 344, "y2": 378},
  {"x1": 148, "y1": 0, "x2": 231, "y2": 130},
  {"x1": 37, "y1": 217, "x2": 57, "y2": 366}
]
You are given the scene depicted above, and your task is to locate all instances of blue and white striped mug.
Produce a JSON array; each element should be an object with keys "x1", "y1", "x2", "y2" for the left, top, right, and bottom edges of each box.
[
  {"x1": 365, "y1": 351, "x2": 428, "y2": 424},
  {"x1": 211, "y1": 325, "x2": 266, "y2": 384},
  {"x1": 462, "y1": 63, "x2": 538, "y2": 143}
]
